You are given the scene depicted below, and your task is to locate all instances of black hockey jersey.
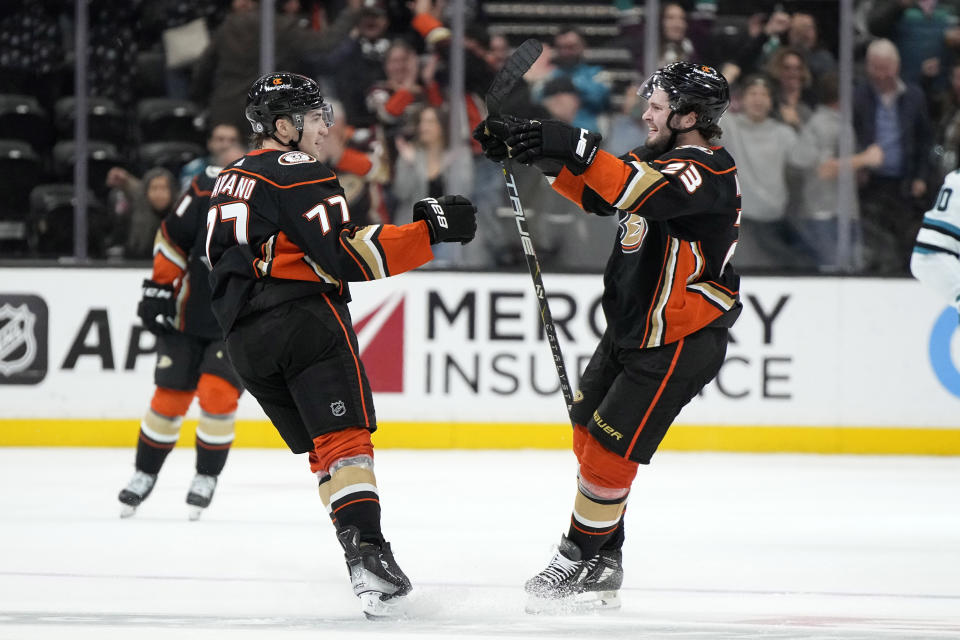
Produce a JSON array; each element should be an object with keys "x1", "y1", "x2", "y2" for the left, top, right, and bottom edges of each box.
[
  {"x1": 206, "y1": 148, "x2": 434, "y2": 333},
  {"x1": 151, "y1": 165, "x2": 223, "y2": 339},
  {"x1": 550, "y1": 144, "x2": 741, "y2": 348}
]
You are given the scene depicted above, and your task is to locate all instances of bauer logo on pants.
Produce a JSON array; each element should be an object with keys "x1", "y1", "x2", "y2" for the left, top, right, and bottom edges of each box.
[{"x1": 0, "y1": 294, "x2": 48, "y2": 385}]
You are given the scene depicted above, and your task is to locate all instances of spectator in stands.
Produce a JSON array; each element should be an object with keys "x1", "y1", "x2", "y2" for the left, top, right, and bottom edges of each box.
[
  {"x1": 540, "y1": 77, "x2": 581, "y2": 127},
  {"x1": 105, "y1": 166, "x2": 177, "y2": 260},
  {"x1": 191, "y1": 0, "x2": 362, "y2": 136},
  {"x1": 366, "y1": 39, "x2": 442, "y2": 139},
  {"x1": 391, "y1": 105, "x2": 472, "y2": 265},
  {"x1": 606, "y1": 84, "x2": 648, "y2": 157},
  {"x1": 659, "y1": 2, "x2": 698, "y2": 66},
  {"x1": 765, "y1": 47, "x2": 816, "y2": 131},
  {"x1": 786, "y1": 12, "x2": 836, "y2": 84},
  {"x1": 867, "y1": 0, "x2": 960, "y2": 92},
  {"x1": 487, "y1": 33, "x2": 511, "y2": 71},
  {"x1": 138, "y1": 0, "x2": 225, "y2": 100},
  {"x1": 535, "y1": 27, "x2": 610, "y2": 132},
  {"x1": 795, "y1": 73, "x2": 885, "y2": 271},
  {"x1": 723, "y1": 8, "x2": 791, "y2": 85},
  {"x1": 178, "y1": 123, "x2": 243, "y2": 190},
  {"x1": 314, "y1": 0, "x2": 392, "y2": 130},
  {"x1": 926, "y1": 62, "x2": 960, "y2": 184},
  {"x1": 722, "y1": 75, "x2": 817, "y2": 270},
  {"x1": 854, "y1": 38, "x2": 934, "y2": 274}
]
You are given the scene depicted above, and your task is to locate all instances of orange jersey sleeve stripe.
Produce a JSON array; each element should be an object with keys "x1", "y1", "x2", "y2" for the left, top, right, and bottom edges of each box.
[
  {"x1": 152, "y1": 251, "x2": 184, "y2": 285},
  {"x1": 581, "y1": 150, "x2": 640, "y2": 204},
  {"x1": 269, "y1": 232, "x2": 327, "y2": 282},
  {"x1": 377, "y1": 221, "x2": 434, "y2": 275},
  {"x1": 551, "y1": 167, "x2": 587, "y2": 208}
]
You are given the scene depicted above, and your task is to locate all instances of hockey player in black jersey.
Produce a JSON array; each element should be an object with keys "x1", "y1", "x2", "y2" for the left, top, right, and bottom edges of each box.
[
  {"x1": 475, "y1": 61, "x2": 741, "y2": 612},
  {"x1": 206, "y1": 72, "x2": 477, "y2": 619},
  {"x1": 118, "y1": 143, "x2": 247, "y2": 521}
]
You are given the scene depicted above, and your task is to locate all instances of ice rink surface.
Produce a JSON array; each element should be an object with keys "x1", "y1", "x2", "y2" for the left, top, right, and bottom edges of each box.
[{"x1": 1, "y1": 447, "x2": 959, "y2": 640}]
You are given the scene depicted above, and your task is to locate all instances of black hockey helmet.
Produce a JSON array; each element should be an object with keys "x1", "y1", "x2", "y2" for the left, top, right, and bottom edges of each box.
[
  {"x1": 245, "y1": 72, "x2": 334, "y2": 136},
  {"x1": 638, "y1": 61, "x2": 730, "y2": 129}
]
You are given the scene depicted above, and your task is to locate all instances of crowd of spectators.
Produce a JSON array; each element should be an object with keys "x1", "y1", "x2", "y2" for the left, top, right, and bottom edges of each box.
[{"x1": 1, "y1": 0, "x2": 958, "y2": 275}]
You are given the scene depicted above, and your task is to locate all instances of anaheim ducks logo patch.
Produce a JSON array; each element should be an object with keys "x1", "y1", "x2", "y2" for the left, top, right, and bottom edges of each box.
[{"x1": 278, "y1": 151, "x2": 316, "y2": 165}]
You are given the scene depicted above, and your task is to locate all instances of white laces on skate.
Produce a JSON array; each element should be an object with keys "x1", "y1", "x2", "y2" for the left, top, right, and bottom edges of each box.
[
  {"x1": 126, "y1": 471, "x2": 156, "y2": 497},
  {"x1": 188, "y1": 474, "x2": 217, "y2": 499},
  {"x1": 538, "y1": 550, "x2": 582, "y2": 585}
]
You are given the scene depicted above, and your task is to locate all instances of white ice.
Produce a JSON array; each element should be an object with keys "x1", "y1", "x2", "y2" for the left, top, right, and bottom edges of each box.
[{"x1": 1, "y1": 448, "x2": 959, "y2": 639}]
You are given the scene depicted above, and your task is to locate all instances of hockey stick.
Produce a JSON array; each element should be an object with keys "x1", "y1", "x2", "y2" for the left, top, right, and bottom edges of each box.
[{"x1": 484, "y1": 39, "x2": 575, "y2": 424}]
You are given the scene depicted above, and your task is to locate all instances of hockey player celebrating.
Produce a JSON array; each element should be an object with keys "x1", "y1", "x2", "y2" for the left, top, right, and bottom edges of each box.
[
  {"x1": 912, "y1": 169, "x2": 960, "y2": 321},
  {"x1": 206, "y1": 72, "x2": 477, "y2": 618},
  {"x1": 474, "y1": 61, "x2": 742, "y2": 612},
  {"x1": 118, "y1": 143, "x2": 247, "y2": 521}
]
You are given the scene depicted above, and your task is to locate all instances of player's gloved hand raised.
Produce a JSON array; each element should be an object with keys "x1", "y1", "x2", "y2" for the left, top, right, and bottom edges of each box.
[
  {"x1": 471, "y1": 114, "x2": 530, "y2": 163},
  {"x1": 504, "y1": 119, "x2": 602, "y2": 175},
  {"x1": 472, "y1": 121, "x2": 509, "y2": 163},
  {"x1": 137, "y1": 279, "x2": 176, "y2": 334},
  {"x1": 413, "y1": 195, "x2": 477, "y2": 245}
]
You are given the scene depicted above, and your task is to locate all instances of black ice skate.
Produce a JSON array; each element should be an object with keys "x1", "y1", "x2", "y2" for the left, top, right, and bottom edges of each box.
[
  {"x1": 336, "y1": 526, "x2": 412, "y2": 619},
  {"x1": 524, "y1": 535, "x2": 623, "y2": 613},
  {"x1": 186, "y1": 474, "x2": 218, "y2": 521},
  {"x1": 118, "y1": 470, "x2": 157, "y2": 518}
]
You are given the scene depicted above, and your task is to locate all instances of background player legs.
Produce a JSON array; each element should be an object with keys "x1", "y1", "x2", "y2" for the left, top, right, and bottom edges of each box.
[
  {"x1": 187, "y1": 372, "x2": 241, "y2": 519},
  {"x1": 118, "y1": 387, "x2": 194, "y2": 517}
]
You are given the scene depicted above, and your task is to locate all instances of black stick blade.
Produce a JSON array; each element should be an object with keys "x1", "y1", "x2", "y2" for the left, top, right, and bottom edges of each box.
[{"x1": 485, "y1": 39, "x2": 542, "y2": 116}]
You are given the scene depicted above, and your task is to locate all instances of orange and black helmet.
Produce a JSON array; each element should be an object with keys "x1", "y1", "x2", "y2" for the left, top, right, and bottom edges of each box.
[
  {"x1": 638, "y1": 61, "x2": 730, "y2": 128},
  {"x1": 245, "y1": 71, "x2": 333, "y2": 135}
]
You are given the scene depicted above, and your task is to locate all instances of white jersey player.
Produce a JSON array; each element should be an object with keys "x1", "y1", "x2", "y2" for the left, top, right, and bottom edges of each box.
[{"x1": 912, "y1": 170, "x2": 960, "y2": 319}]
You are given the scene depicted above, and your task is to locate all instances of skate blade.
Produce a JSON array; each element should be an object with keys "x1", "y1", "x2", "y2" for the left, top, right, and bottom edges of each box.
[
  {"x1": 360, "y1": 592, "x2": 408, "y2": 620},
  {"x1": 119, "y1": 504, "x2": 137, "y2": 519},
  {"x1": 187, "y1": 506, "x2": 205, "y2": 521},
  {"x1": 525, "y1": 590, "x2": 621, "y2": 615}
]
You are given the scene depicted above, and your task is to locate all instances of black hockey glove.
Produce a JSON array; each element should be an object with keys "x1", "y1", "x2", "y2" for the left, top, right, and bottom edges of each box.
[
  {"x1": 137, "y1": 279, "x2": 176, "y2": 334},
  {"x1": 472, "y1": 121, "x2": 509, "y2": 163},
  {"x1": 413, "y1": 195, "x2": 477, "y2": 245},
  {"x1": 505, "y1": 119, "x2": 602, "y2": 175}
]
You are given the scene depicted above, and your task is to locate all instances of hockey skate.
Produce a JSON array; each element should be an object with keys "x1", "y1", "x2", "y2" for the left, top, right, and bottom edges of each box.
[
  {"x1": 524, "y1": 535, "x2": 623, "y2": 614},
  {"x1": 186, "y1": 474, "x2": 217, "y2": 521},
  {"x1": 336, "y1": 526, "x2": 412, "y2": 619},
  {"x1": 118, "y1": 470, "x2": 157, "y2": 518}
]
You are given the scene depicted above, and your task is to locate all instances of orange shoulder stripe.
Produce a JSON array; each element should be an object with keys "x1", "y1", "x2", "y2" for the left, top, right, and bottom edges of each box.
[{"x1": 220, "y1": 167, "x2": 337, "y2": 189}]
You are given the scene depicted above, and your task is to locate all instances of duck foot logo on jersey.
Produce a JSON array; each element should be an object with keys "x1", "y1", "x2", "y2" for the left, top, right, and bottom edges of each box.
[{"x1": 0, "y1": 295, "x2": 48, "y2": 385}]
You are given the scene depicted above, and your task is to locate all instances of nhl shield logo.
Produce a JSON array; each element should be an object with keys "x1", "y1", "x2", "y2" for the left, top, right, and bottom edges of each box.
[
  {"x1": 0, "y1": 295, "x2": 48, "y2": 384},
  {"x1": 0, "y1": 303, "x2": 38, "y2": 376},
  {"x1": 330, "y1": 400, "x2": 346, "y2": 417}
]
